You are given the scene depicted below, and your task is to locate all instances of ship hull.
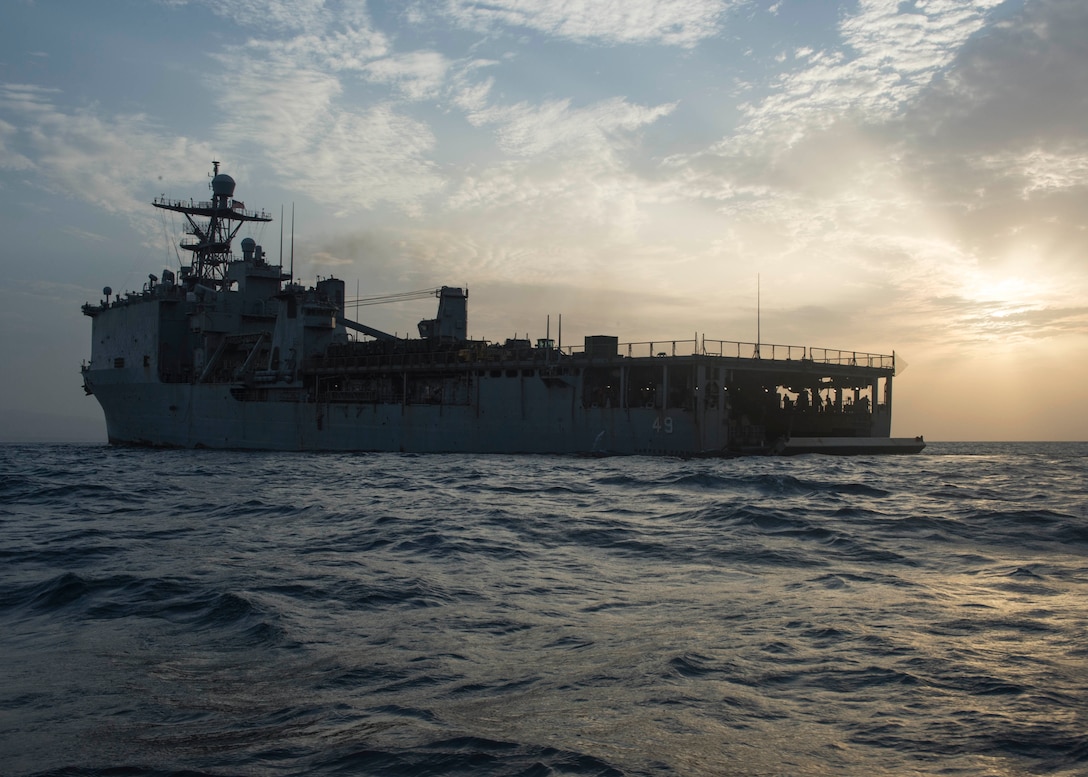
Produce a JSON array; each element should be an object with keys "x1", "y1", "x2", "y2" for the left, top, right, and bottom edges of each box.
[{"x1": 87, "y1": 372, "x2": 728, "y2": 456}]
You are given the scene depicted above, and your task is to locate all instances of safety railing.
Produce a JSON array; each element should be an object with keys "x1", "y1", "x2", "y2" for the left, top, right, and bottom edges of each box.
[{"x1": 557, "y1": 337, "x2": 894, "y2": 369}]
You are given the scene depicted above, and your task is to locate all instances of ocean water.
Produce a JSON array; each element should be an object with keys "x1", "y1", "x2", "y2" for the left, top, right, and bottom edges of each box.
[{"x1": 1, "y1": 442, "x2": 1086, "y2": 777}]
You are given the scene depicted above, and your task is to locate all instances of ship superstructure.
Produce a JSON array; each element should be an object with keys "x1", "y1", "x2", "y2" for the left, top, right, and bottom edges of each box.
[{"x1": 81, "y1": 166, "x2": 923, "y2": 455}]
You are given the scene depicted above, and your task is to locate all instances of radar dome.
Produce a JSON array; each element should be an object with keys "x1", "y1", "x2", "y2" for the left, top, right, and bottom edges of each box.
[
  {"x1": 103, "y1": 286, "x2": 112, "y2": 297},
  {"x1": 241, "y1": 237, "x2": 256, "y2": 251},
  {"x1": 211, "y1": 173, "x2": 236, "y2": 197}
]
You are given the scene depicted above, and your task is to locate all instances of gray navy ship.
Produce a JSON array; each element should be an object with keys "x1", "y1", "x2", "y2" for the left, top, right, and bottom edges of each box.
[{"x1": 81, "y1": 164, "x2": 924, "y2": 455}]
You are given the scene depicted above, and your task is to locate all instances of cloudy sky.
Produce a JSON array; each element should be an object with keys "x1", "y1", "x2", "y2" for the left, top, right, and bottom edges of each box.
[{"x1": 2, "y1": 0, "x2": 1086, "y2": 442}]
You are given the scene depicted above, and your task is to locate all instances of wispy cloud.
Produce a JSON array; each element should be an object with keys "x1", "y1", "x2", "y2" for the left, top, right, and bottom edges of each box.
[
  {"x1": 0, "y1": 82, "x2": 61, "y2": 115},
  {"x1": 661, "y1": 0, "x2": 1011, "y2": 224},
  {"x1": 734, "y1": 0, "x2": 1005, "y2": 150},
  {"x1": 187, "y1": 0, "x2": 360, "y2": 34},
  {"x1": 0, "y1": 83, "x2": 214, "y2": 213},
  {"x1": 425, "y1": 95, "x2": 679, "y2": 278},
  {"x1": 976, "y1": 148, "x2": 1088, "y2": 197},
  {"x1": 467, "y1": 96, "x2": 676, "y2": 157},
  {"x1": 440, "y1": 0, "x2": 732, "y2": 47},
  {"x1": 363, "y1": 51, "x2": 450, "y2": 101},
  {"x1": 0, "y1": 117, "x2": 35, "y2": 170},
  {"x1": 207, "y1": 20, "x2": 445, "y2": 215}
]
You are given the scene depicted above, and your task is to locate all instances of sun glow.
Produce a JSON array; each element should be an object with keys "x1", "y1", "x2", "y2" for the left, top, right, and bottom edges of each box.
[{"x1": 958, "y1": 258, "x2": 1053, "y2": 316}]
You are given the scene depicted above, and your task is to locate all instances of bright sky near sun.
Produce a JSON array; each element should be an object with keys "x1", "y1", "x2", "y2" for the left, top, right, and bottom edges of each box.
[{"x1": 1, "y1": 0, "x2": 1086, "y2": 442}]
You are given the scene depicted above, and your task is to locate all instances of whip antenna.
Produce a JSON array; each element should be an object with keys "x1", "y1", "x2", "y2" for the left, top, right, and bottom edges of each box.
[{"x1": 756, "y1": 274, "x2": 761, "y2": 358}]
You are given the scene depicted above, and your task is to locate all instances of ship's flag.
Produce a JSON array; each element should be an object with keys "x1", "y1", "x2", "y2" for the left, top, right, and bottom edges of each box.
[{"x1": 232, "y1": 200, "x2": 245, "y2": 211}]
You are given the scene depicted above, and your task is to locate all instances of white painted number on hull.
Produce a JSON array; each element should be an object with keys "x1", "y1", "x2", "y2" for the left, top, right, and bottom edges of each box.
[{"x1": 652, "y1": 417, "x2": 674, "y2": 434}]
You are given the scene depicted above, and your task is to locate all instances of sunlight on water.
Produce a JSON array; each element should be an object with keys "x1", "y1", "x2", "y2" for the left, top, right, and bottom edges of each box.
[{"x1": 0, "y1": 442, "x2": 1086, "y2": 776}]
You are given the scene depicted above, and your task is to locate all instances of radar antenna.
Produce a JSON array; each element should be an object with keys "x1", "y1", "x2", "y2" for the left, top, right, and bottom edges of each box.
[{"x1": 152, "y1": 162, "x2": 273, "y2": 289}]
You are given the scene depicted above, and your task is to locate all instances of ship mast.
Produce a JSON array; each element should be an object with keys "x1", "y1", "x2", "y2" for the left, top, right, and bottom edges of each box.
[{"x1": 152, "y1": 161, "x2": 273, "y2": 289}]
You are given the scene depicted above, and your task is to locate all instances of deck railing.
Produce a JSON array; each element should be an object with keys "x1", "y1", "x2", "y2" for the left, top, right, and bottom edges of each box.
[
  {"x1": 805, "y1": 347, "x2": 895, "y2": 369},
  {"x1": 558, "y1": 338, "x2": 895, "y2": 369},
  {"x1": 700, "y1": 340, "x2": 805, "y2": 361},
  {"x1": 312, "y1": 336, "x2": 895, "y2": 374}
]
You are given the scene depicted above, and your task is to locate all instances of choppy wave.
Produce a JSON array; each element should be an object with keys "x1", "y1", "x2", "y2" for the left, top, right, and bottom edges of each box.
[{"x1": 1, "y1": 442, "x2": 1086, "y2": 776}]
